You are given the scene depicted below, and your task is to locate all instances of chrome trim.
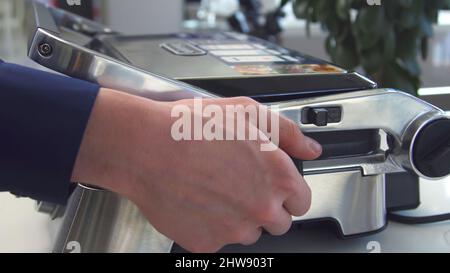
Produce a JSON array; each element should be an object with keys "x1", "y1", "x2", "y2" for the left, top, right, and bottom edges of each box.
[
  {"x1": 303, "y1": 153, "x2": 403, "y2": 176},
  {"x1": 29, "y1": 28, "x2": 218, "y2": 101},
  {"x1": 55, "y1": 170, "x2": 386, "y2": 252},
  {"x1": 54, "y1": 186, "x2": 174, "y2": 253},
  {"x1": 276, "y1": 89, "x2": 450, "y2": 179},
  {"x1": 294, "y1": 170, "x2": 386, "y2": 236}
]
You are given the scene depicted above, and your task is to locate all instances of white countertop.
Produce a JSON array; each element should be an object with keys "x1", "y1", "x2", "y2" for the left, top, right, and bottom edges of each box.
[{"x1": 0, "y1": 194, "x2": 53, "y2": 253}]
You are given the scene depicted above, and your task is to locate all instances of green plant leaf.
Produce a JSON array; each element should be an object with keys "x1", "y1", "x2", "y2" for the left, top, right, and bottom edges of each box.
[
  {"x1": 332, "y1": 42, "x2": 359, "y2": 70},
  {"x1": 421, "y1": 37, "x2": 429, "y2": 59},
  {"x1": 419, "y1": 14, "x2": 434, "y2": 37},
  {"x1": 397, "y1": 0, "x2": 414, "y2": 8},
  {"x1": 354, "y1": 27, "x2": 381, "y2": 50},
  {"x1": 336, "y1": 0, "x2": 350, "y2": 20},
  {"x1": 381, "y1": 63, "x2": 418, "y2": 94},
  {"x1": 383, "y1": 24, "x2": 396, "y2": 61},
  {"x1": 325, "y1": 36, "x2": 337, "y2": 57},
  {"x1": 292, "y1": 0, "x2": 309, "y2": 19},
  {"x1": 396, "y1": 28, "x2": 420, "y2": 60},
  {"x1": 360, "y1": 46, "x2": 383, "y2": 74},
  {"x1": 355, "y1": 6, "x2": 384, "y2": 33},
  {"x1": 397, "y1": 10, "x2": 418, "y2": 29},
  {"x1": 287, "y1": 0, "x2": 445, "y2": 95},
  {"x1": 397, "y1": 57, "x2": 421, "y2": 77}
]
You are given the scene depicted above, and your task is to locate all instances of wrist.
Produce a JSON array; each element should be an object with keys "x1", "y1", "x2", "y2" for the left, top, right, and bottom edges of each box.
[{"x1": 70, "y1": 88, "x2": 170, "y2": 198}]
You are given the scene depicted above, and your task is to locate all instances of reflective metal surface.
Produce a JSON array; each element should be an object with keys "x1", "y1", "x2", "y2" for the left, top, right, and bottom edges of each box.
[
  {"x1": 54, "y1": 170, "x2": 385, "y2": 253},
  {"x1": 54, "y1": 185, "x2": 173, "y2": 253},
  {"x1": 29, "y1": 28, "x2": 217, "y2": 101},
  {"x1": 27, "y1": 2, "x2": 216, "y2": 101},
  {"x1": 276, "y1": 89, "x2": 449, "y2": 180},
  {"x1": 390, "y1": 176, "x2": 450, "y2": 220},
  {"x1": 303, "y1": 153, "x2": 402, "y2": 176},
  {"x1": 294, "y1": 170, "x2": 386, "y2": 236}
]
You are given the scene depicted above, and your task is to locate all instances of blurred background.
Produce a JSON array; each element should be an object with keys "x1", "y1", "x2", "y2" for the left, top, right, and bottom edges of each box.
[{"x1": 1, "y1": 0, "x2": 450, "y2": 252}]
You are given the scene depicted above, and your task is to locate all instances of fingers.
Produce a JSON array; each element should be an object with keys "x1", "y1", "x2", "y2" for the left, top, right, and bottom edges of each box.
[
  {"x1": 262, "y1": 206, "x2": 293, "y2": 236},
  {"x1": 207, "y1": 97, "x2": 323, "y2": 160},
  {"x1": 273, "y1": 152, "x2": 312, "y2": 217},
  {"x1": 240, "y1": 227, "x2": 263, "y2": 246},
  {"x1": 277, "y1": 116, "x2": 322, "y2": 160},
  {"x1": 283, "y1": 176, "x2": 312, "y2": 217}
]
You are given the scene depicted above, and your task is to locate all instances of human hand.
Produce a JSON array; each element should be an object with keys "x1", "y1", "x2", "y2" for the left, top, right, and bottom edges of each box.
[{"x1": 71, "y1": 88, "x2": 322, "y2": 252}]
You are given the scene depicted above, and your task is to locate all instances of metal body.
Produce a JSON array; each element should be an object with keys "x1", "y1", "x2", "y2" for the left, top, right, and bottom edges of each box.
[
  {"x1": 51, "y1": 169, "x2": 385, "y2": 253},
  {"x1": 27, "y1": 2, "x2": 450, "y2": 252}
]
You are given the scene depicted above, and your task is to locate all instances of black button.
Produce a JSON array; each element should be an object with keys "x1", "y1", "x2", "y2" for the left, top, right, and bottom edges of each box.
[
  {"x1": 308, "y1": 108, "x2": 328, "y2": 126},
  {"x1": 301, "y1": 107, "x2": 342, "y2": 126},
  {"x1": 327, "y1": 107, "x2": 342, "y2": 123}
]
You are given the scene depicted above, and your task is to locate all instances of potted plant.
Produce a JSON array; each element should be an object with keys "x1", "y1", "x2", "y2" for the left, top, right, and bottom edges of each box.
[{"x1": 289, "y1": 0, "x2": 450, "y2": 94}]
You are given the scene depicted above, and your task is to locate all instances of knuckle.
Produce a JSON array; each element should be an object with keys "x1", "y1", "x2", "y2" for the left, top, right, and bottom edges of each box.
[
  {"x1": 268, "y1": 152, "x2": 299, "y2": 181},
  {"x1": 266, "y1": 150, "x2": 288, "y2": 169},
  {"x1": 256, "y1": 202, "x2": 280, "y2": 225},
  {"x1": 238, "y1": 189, "x2": 263, "y2": 214},
  {"x1": 217, "y1": 219, "x2": 250, "y2": 245},
  {"x1": 277, "y1": 177, "x2": 298, "y2": 193},
  {"x1": 271, "y1": 217, "x2": 292, "y2": 236},
  {"x1": 240, "y1": 229, "x2": 262, "y2": 246},
  {"x1": 245, "y1": 203, "x2": 264, "y2": 223},
  {"x1": 249, "y1": 230, "x2": 263, "y2": 245},
  {"x1": 287, "y1": 184, "x2": 312, "y2": 217},
  {"x1": 227, "y1": 228, "x2": 250, "y2": 243},
  {"x1": 241, "y1": 192, "x2": 270, "y2": 220}
]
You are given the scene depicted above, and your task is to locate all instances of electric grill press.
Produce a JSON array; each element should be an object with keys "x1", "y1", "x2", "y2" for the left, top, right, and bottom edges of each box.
[{"x1": 27, "y1": 2, "x2": 450, "y2": 253}]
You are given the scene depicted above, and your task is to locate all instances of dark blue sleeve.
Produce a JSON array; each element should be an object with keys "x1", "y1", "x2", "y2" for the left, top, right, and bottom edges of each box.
[{"x1": 0, "y1": 59, "x2": 100, "y2": 204}]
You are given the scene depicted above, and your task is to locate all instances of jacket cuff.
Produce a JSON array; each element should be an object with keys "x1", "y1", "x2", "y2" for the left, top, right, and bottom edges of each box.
[{"x1": 0, "y1": 61, "x2": 100, "y2": 204}]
